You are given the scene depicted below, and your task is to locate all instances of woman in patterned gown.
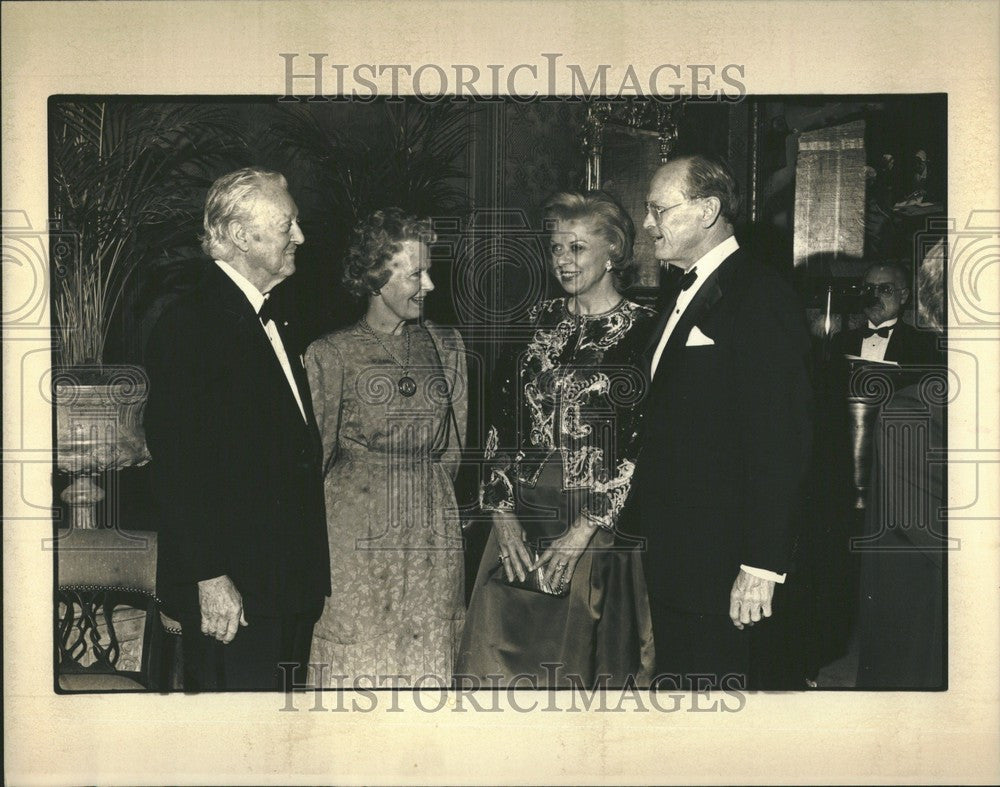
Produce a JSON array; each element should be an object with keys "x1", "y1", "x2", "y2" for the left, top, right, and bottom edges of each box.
[
  {"x1": 305, "y1": 209, "x2": 467, "y2": 686},
  {"x1": 456, "y1": 191, "x2": 657, "y2": 688}
]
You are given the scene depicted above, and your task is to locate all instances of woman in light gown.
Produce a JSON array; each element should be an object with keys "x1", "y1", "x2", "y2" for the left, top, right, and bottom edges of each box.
[
  {"x1": 456, "y1": 191, "x2": 657, "y2": 688},
  {"x1": 306, "y1": 208, "x2": 467, "y2": 686}
]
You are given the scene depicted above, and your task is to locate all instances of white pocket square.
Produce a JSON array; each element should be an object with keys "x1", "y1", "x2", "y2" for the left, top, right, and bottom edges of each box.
[{"x1": 685, "y1": 326, "x2": 715, "y2": 346}]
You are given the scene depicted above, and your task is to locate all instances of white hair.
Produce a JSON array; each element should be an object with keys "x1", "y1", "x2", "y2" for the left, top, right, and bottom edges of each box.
[{"x1": 200, "y1": 167, "x2": 287, "y2": 260}]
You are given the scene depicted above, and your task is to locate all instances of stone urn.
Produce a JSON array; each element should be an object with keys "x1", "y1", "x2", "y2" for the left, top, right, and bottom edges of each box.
[
  {"x1": 53, "y1": 365, "x2": 151, "y2": 530},
  {"x1": 845, "y1": 359, "x2": 899, "y2": 510}
]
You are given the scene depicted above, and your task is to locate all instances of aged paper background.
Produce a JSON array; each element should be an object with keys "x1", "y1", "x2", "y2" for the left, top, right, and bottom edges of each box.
[{"x1": 3, "y1": 1, "x2": 998, "y2": 783}]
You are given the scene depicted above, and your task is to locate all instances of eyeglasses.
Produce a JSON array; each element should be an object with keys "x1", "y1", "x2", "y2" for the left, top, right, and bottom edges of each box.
[
  {"x1": 861, "y1": 283, "x2": 904, "y2": 297},
  {"x1": 644, "y1": 199, "x2": 690, "y2": 222}
]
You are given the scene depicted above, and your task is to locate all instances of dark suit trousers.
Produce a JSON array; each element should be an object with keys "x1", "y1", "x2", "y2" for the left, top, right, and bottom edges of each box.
[
  {"x1": 178, "y1": 612, "x2": 318, "y2": 691},
  {"x1": 650, "y1": 607, "x2": 750, "y2": 691}
]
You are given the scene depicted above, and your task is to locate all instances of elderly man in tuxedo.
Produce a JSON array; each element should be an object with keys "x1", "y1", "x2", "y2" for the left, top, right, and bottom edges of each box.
[
  {"x1": 831, "y1": 261, "x2": 941, "y2": 366},
  {"x1": 622, "y1": 154, "x2": 813, "y2": 689},
  {"x1": 144, "y1": 167, "x2": 330, "y2": 691}
]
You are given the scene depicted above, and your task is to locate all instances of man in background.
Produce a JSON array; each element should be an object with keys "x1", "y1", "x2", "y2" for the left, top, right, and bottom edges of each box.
[
  {"x1": 831, "y1": 261, "x2": 942, "y2": 366},
  {"x1": 855, "y1": 244, "x2": 947, "y2": 688}
]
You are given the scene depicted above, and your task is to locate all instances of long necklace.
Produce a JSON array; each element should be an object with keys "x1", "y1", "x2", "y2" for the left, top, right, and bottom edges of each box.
[{"x1": 359, "y1": 318, "x2": 417, "y2": 397}]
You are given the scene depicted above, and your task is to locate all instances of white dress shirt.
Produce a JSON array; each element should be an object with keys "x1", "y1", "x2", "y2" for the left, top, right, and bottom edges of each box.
[
  {"x1": 650, "y1": 234, "x2": 739, "y2": 379},
  {"x1": 647, "y1": 236, "x2": 785, "y2": 585},
  {"x1": 215, "y1": 261, "x2": 307, "y2": 423},
  {"x1": 859, "y1": 318, "x2": 898, "y2": 361}
]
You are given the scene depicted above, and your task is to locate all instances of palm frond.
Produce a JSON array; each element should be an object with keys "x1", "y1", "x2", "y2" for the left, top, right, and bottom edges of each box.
[
  {"x1": 50, "y1": 100, "x2": 247, "y2": 365},
  {"x1": 262, "y1": 99, "x2": 475, "y2": 224}
]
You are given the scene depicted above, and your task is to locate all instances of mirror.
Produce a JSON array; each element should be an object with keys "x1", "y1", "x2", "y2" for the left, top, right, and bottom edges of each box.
[{"x1": 582, "y1": 98, "x2": 685, "y2": 300}]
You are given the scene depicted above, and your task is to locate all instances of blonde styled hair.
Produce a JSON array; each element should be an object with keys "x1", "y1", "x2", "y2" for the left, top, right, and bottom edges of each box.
[{"x1": 543, "y1": 190, "x2": 637, "y2": 290}]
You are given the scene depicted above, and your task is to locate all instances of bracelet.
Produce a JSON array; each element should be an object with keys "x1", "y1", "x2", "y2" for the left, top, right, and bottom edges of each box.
[{"x1": 579, "y1": 508, "x2": 612, "y2": 529}]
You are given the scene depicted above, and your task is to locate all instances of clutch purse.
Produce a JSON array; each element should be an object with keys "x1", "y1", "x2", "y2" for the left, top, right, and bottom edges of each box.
[{"x1": 500, "y1": 544, "x2": 570, "y2": 597}]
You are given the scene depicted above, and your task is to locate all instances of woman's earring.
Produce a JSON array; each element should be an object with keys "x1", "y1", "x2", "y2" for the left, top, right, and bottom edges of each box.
[{"x1": 605, "y1": 260, "x2": 613, "y2": 271}]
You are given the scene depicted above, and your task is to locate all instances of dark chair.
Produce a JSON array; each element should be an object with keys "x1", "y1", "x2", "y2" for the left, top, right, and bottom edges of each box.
[{"x1": 55, "y1": 528, "x2": 162, "y2": 691}]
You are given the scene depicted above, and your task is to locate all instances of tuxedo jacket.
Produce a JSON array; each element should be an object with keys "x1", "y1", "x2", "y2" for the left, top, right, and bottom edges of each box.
[
  {"x1": 831, "y1": 320, "x2": 942, "y2": 367},
  {"x1": 144, "y1": 263, "x2": 331, "y2": 619},
  {"x1": 622, "y1": 249, "x2": 813, "y2": 616}
]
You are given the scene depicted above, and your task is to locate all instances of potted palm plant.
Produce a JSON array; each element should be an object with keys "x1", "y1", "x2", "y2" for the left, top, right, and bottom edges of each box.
[{"x1": 50, "y1": 99, "x2": 244, "y2": 528}]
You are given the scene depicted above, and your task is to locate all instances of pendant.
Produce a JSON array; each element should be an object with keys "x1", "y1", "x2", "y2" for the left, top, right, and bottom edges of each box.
[{"x1": 398, "y1": 376, "x2": 417, "y2": 397}]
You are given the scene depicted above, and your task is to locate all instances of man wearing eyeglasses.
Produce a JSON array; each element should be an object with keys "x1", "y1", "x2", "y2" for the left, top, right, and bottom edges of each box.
[
  {"x1": 831, "y1": 262, "x2": 941, "y2": 365},
  {"x1": 621, "y1": 153, "x2": 813, "y2": 690}
]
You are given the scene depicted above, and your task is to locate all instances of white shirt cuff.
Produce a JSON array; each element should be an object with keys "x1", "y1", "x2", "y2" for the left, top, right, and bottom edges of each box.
[{"x1": 741, "y1": 564, "x2": 786, "y2": 584}]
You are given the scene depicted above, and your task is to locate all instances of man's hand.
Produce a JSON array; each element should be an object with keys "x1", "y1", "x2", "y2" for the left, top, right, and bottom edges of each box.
[
  {"x1": 729, "y1": 568, "x2": 775, "y2": 630},
  {"x1": 198, "y1": 574, "x2": 248, "y2": 643}
]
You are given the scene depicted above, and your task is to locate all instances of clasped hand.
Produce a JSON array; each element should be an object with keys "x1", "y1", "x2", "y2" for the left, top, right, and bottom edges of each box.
[
  {"x1": 492, "y1": 511, "x2": 597, "y2": 591},
  {"x1": 198, "y1": 574, "x2": 248, "y2": 643}
]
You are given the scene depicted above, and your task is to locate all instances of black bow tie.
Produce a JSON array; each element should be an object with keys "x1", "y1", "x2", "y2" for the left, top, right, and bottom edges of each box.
[
  {"x1": 863, "y1": 325, "x2": 892, "y2": 338},
  {"x1": 679, "y1": 268, "x2": 698, "y2": 291},
  {"x1": 258, "y1": 297, "x2": 278, "y2": 325},
  {"x1": 665, "y1": 265, "x2": 698, "y2": 292}
]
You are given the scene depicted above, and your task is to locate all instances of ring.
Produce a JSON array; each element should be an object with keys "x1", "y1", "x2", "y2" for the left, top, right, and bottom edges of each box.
[{"x1": 499, "y1": 554, "x2": 509, "y2": 562}]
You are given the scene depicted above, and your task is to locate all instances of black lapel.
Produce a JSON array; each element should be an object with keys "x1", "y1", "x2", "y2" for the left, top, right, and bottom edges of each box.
[
  {"x1": 209, "y1": 262, "x2": 260, "y2": 330},
  {"x1": 653, "y1": 250, "x2": 739, "y2": 367},
  {"x1": 643, "y1": 297, "x2": 676, "y2": 358},
  {"x1": 275, "y1": 321, "x2": 321, "y2": 432},
  {"x1": 659, "y1": 272, "x2": 723, "y2": 360},
  {"x1": 642, "y1": 266, "x2": 689, "y2": 357},
  {"x1": 884, "y1": 322, "x2": 909, "y2": 362},
  {"x1": 209, "y1": 264, "x2": 316, "y2": 437}
]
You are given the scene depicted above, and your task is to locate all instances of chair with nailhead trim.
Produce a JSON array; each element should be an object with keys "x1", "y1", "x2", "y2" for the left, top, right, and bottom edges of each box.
[{"x1": 55, "y1": 528, "x2": 163, "y2": 691}]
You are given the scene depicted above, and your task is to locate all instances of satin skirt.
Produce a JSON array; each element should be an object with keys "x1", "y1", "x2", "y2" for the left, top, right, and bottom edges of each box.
[{"x1": 456, "y1": 459, "x2": 655, "y2": 688}]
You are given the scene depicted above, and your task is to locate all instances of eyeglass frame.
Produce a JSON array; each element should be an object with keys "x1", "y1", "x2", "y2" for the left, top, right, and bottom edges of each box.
[
  {"x1": 860, "y1": 282, "x2": 907, "y2": 297},
  {"x1": 644, "y1": 198, "x2": 694, "y2": 222}
]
